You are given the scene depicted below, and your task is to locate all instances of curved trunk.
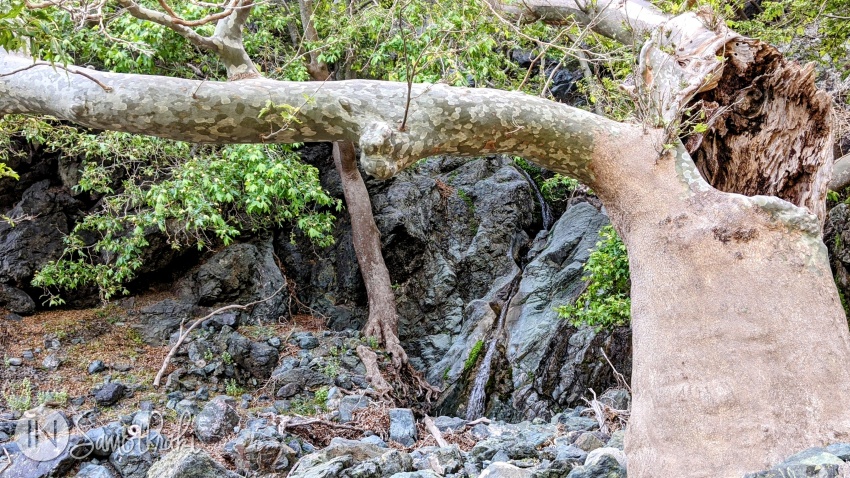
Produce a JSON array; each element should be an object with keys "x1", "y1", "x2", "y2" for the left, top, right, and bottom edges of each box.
[
  {"x1": 589, "y1": 127, "x2": 850, "y2": 477},
  {"x1": 333, "y1": 141, "x2": 407, "y2": 367}
]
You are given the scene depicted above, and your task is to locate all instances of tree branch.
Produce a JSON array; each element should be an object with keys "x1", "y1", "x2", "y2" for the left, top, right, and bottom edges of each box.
[
  {"x1": 115, "y1": 0, "x2": 219, "y2": 50},
  {"x1": 0, "y1": 51, "x2": 617, "y2": 186}
]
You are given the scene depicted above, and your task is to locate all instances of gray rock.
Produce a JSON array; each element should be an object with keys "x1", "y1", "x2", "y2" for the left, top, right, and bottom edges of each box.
[
  {"x1": 179, "y1": 238, "x2": 287, "y2": 323},
  {"x1": 42, "y1": 353, "x2": 60, "y2": 370},
  {"x1": 0, "y1": 284, "x2": 35, "y2": 315},
  {"x1": 78, "y1": 422, "x2": 125, "y2": 458},
  {"x1": 146, "y1": 448, "x2": 241, "y2": 478},
  {"x1": 573, "y1": 432, "x2": 605, "y2": 452},
  {"x1": 585, "y1": 448, "x2": 626, "y2": 468},
  {"x1": 554, "y1": 445, "x2": 587, "y2": 464},
  {"x1": 360, "y1": 435, "x2": 388, "y2": 448},
  {"x1": 566, "y1": 455, "x2": 626, "y2": 478},
  {"x1": 4, "y1": 312, "x2": 22, "y2": 321},
  {"x1": 194, "y1": 395, "x2": 239, "y2": 443},
  {"x1": 777, "y1": 448, "x2": 844, "y2": 468},
  {"x1": 109, "y1": 438, "x2": 154, "y2": 478},
  {"x1": 826, "y1": 443, "x2": 850, "y2": 461},
  {"x1": 292, "y1": 332, "x2": 320, "y2": 349},
  {"x1": 75, "y1": 463, "x2": 118, "y2": 478},
  {"x1": 388, "y1": 472, "x2": 442, "y2": 478},
  {"x1": 598, "y1": 389, "x2": 630, "y2": 411},
  {"x1": 480, "y1": 462, "x2": 533, "y2": 478},
  {"x1": 95, "y1": 383, "x2": 126, "y2": 406},
  {"x1": 433, "y1": 416, "x2": 467, "y2": 433},
  {"x1": 339, "y1": 395, "x2": 370, "y2": 423},
  {"x1": 741, "y1": 447, "x2": 848, "y2": 477},
  {"x1": 0, "y1": 436, "x2": 85, "y2": 478},
  {"x1": 277, "y1": 383, "x2": 301, "y2": 398},
  {"x1": 131, "y1": 299, "x2": 195, "y2": 345},
  {"x1": 6, "y1": 357, "x2": 22, "y2": 367},
  {"x1": 272, "y1": 367, "x2": 331, "y2": 390},
  {"x1": 556, "y1": 416, "x2": 598, "y2": 432},
  {"x1": 389, "y1": 408, "x2": 418, "y2": 447},
  {"x1": 88, "y1": 360, "x2": 106, "y2": 374}
]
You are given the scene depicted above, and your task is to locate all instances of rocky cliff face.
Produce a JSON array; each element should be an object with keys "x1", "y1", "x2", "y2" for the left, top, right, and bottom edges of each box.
[{"x1": 0, "y1": 142, "x2": 630, "y2": 420}]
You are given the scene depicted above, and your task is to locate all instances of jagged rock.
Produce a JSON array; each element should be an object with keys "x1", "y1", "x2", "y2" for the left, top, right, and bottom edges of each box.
[
  {"x1": 289, "y1": 438, "x2": 412, "y2": 478},
  {"x1": 585, "y1": 448, "x2": 626, "y2": 469},
  {"x1": 291, "y1": 332, "x2": 320, "y2": 349},
  {"x1": 565, "y1": 455, "x2": 626, "y2": 478},
  {"x1": 178, "y1": 238, "x2": 287, "y2": 324},
  {"x1": 605, "y1": 431, "x2": 624, "y2": 450},
  {"x1": 826, "y1": 443, "x2": 850, "y2": 461},
  {"x1": 42, "y1": 353, "x2": 60, "y2": 371},
  {"x1": 79, "y1": 422, "x2": 125, "y2": 458},
  {"x1": 0, "y1": 181, "x2": 83, "y2": 290},
  {"x1": 224, "y1": 418, "x2": 303, "y2": 475},
  {"x1": 573, "y1": 433, "x2": 605, "y2": 452},
  {"x1": 146, "y1": 448, "x2": 241, "y2": 478},
  {"x1": 109, "y1": 438, "x2": 154, "y2": 478},
  {"x1": 389, "y1": 409, "x2": 417, "y2": 447},
  {"x1": 272, "y1": 366, "x2": 331, "y2": 389},
  {"x1": 75, "y1": 463, "x2": 118, "y2": 478},
  {"x1": 0, "y1": 284, "x2": 34, "y2": 315},
  {"x1": 94, "y1": 383, "x2": 126, "y2": 406},
  {"x1": 411, "y1": 446, "x2": 465, "y2": 475},
  {"x1": 88, "y1": 360, "x2": 106, "y2": 374},
  {"x1": 0, "y1": 436, "x2": 85, "y2": 478},
  {"x1": 433, "y1": 416, "x2": 466, "y2": 433},
  {"x1": 195, "y1": 395, "x2": 239, "y2": 443},
  {"x1": 480, "y1": 462, "x2": 533, "y2": 478},
  {"x1": 744, "y1": 447, "x2": 847, "y2": 477},
  {"x1": 598, "y1": 389, "x2": 630, "y2": 411},
  {"x1": 131, "y1": 299, "x2": 195, "y2": 346},
  {"x1": 217, "y1": 327, "x2": 279, "y2": 380}
]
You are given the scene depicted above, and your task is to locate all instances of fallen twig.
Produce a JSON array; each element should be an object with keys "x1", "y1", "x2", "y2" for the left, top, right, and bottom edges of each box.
[
  {"x1": 153, "y1": 284, "x2": 286, "y2": 387},
  {"x1": 423, "y1": 415, "x2": 449, "y2": 448}
]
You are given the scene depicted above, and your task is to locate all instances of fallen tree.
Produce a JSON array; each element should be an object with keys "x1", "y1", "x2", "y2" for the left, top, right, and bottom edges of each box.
[{"x1": 2, "y1": 0, "x2": 850, "y2": 476}]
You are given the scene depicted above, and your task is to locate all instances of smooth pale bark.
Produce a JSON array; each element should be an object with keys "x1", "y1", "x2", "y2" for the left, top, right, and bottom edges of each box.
[
  {"x1": 4, "y1": 15, "x2": 850, "y2": 474},
  {"x1": 333, "y1": 141, "x2": 407, "y2": 367}
]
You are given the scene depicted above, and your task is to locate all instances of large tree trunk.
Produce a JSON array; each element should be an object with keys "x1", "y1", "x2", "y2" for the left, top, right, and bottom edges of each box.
[{"x1": 333, "y1": 141, "x2": 407, "y2": 366}]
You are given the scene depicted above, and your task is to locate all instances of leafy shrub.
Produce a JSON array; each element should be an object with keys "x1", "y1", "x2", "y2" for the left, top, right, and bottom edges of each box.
[{"x1": 558, "y1": 225, "x2": 631, "y2": 329}]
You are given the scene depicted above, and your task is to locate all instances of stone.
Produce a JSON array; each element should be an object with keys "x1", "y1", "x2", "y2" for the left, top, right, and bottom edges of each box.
[
  {"x1": 338, "y1": 395, "x2": 370, "y2": 423},
  {"x1": 566, "y1": 455, "x2": 626, "y2": 478},
  {"x1": 557, "y1": 416, "x2": 598, "y2": 432},
  {"x1": 4, "y1": 312, "x2": 22, "y2": 321},
  {"x1": 6, "y1": 357, "x2": 22, "y2": 366},
  {"x1": 94, "y1": 383, "x2": 126, "y2": 406},
  {"x1": 598, "y1": 389, "x2": 630, "y2": 411},
  {"x1": 776, "y1": 447, "x2": 844, "y2": 467},
  {"x1": 0, "y1": 284, "x2": 35, "y2": 315},
  {"x1": 389, "y1": 472, "x2": 442, "y2": 478},
  {"x1": 573, "y1": 432, "x2": 605, "y2": 452},
  {"x1": 74, "y1": 463, "x2": 118, "y2": 478},
  {"x1": 194, "y1": 395, "x2": 239, "y2": 443},
  {"x1": 389, "y1": 408, "x2": 418, "y2": 447},
  {"x1": 826, "y1": 443, "x2": 850, "y2": 461},
  {"x1": 360, "y1": 435, "x2": 388, "y2": 448},
  {"x1": 605, "y1": 430, "x2": 625, "y2": 450},
  {"x1": 109, "y1": 438, "x2": 154, "y2": 478},
  {"x1": 146, "y1": 448, "x2": 241, "y2": 478},
  {"x1": 274, "y1": 383, "x2": 301, "y2": 398},
  {"x1": 554, "y1": 445, "x2": 587, "y2": 464},
  {"x1": 292, "y1": 332, "x2": 320, "y2": 350},
  {"x1": 480, "y1": 462, "x2": 534, "y2": 478},
  {"x1": 78, "y1": 422, "x2": 125, "y2": 458},
  {"x1": 433, "y1": 416, "x2": 467, "y2": 433},
  {"x1": 585, "y1": 448, "x2": 626, "y2": 468},
  {"x1": 0, "y1": 435, "x2": 85, "y2": 478},
  {"x1": 131, "y1": 299, "x2": 195, "y2": 345},
  {"x1": 88, "y1": 360, "x2": 106, "y2": 374},
  {"x1": 42, "y1": 353, "x2": 60, "y2": 370}
]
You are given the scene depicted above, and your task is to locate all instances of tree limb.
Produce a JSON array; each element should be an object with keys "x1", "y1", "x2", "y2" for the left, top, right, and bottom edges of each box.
[{"x1": 0, "y1": 51, "x2": 615, "y2": 186}]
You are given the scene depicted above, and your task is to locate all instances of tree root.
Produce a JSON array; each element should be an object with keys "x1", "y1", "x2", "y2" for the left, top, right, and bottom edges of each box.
[{"x1": 363, "y1": 315, "x2": 408, "y2": 368}]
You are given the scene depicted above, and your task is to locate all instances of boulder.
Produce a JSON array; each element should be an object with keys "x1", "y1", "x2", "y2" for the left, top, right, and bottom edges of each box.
[
  {"x1": 131, "y1": 299, "x2": 195, "y2": 346},
  {"x1": 0, "y1": 284, "x2": 34, "y2": 315},
  {"x1": 146, "y1": 448, "x2": 241, "y2": 478},
  {"x1": 194, "y1": 396, "x2": 239, "y2": 443},
  {"x1": 480, "y1": 462, "x2": 533, "y2": 478},
  {"x1": 94, "y1": 383, "x2": 126, "y2": 406},
  {"x1": 389, "y1": 408, "x2": 418, "y2": 447}
]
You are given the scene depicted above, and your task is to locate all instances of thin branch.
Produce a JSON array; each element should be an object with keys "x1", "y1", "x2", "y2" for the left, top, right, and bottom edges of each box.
[
  {"x1": 0, "y1": 62, "x2": 113, "y2": 91},
  {"x1": 115, "y1": 0, "x2": 218, "y2": 50},
  {"x1": 423, "y1": 416, "x2": 449, "y2": 448},
  {"x1": 153, "y1": 284, "x2": 286, "y2": 387}
]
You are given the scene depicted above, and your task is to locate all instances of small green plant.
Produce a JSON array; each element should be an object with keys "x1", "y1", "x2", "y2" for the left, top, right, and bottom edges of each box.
[
  {"x1": 222, "y1": 351, "x2": 234, "y2": 365},
  {"x1": 126, "y1": 328, "x2": 144, "y2": 346},
  {"x1": 321, "y1": 357, "x2": 340, "y2": 378},
  {"x1": 37, "y1": 390, "x2": 69, "y2": 406},
  {"x1": 3, "y1": 378, "x2": 33, "y2": 412},
  {"x1": 314, "y1": 386, "x2": 329, "y2": 404},
  {"x1": 464, "y1": 340, "x2": 484, "y2": 373},
  {"x1": 203, "y1": 349, "x2": 214, "y2": 363},
  {"x1": 828, "y1": 190, "x2": 840, "y2": 203},
  {"x1": 366, "y1": 336, "x2": 379, "y2": 350},
  {"x1": 558, "y1": 225, "x2": 631, "y2": 329},
  {"x1": 225, "y1": 378, "x2": 244, "y2": 397},
  {"x1": 457, "y1": 189, "x2": 475, "y2": 214}
]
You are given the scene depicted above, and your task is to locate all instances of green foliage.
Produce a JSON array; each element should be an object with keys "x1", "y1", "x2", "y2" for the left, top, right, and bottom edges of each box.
[
  {"x1": 4, "y1": 117, "x2": 340, "y2": 304},
  {"x1": 558, "y1": 225, "x2": 631, "y2": 329},
  {"x1": 3, "y1": 378, "x2": 32, "y2": 412},
  {"x1": 464, "y1": 340, "x2": 485, "y2": 373},
  {"x1": 314, "y1": 386, "x2": 329, "y2": 404},
  {"x1": 541, "y1": 174, "x2": 580, "y2": 202},
  {"x1": 37, "y1": 389, "x2": 69, "y2": 406},
  {"x1": 225, "y1": 378, "x2": 245, "y2": 397}
]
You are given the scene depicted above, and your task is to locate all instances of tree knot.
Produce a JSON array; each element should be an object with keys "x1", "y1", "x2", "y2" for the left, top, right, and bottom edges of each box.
[{"x1": 360, "y1": 122, "x2": 399, "y2": 179}]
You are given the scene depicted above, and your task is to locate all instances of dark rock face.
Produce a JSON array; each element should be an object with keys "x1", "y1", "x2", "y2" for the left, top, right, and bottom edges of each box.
[
  {"x1": 389, "y1": 408, "x2": 418, "y2": 447},
  {"x1": 0, "y1": 435, "x2": 85, "y2": 478},
  {"x1": 0, "y1": 284, "x2": 35, "y2": 315},
  {"x1": 0, "y1": 180, "x2": 83, "y2": 302},
  {"x1": 130, "y1": 299, "x2": 195, "y2": 346},
  {"x1": 177, "y1": 237, "x2": 287, "y2": 324}
]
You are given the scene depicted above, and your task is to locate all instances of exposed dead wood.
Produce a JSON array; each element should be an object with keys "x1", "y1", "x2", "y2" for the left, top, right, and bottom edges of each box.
[
  {"x1": 356, "y1": 345, "x2": 393, "y2": 397},
  {"x1": 688, "y1": 39, "x2": 833, "y2": 221},
  {"x1": 423, "y1": 416, "x2": 449, "y2": 448}
]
